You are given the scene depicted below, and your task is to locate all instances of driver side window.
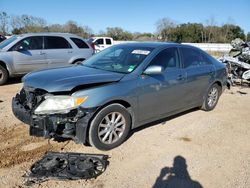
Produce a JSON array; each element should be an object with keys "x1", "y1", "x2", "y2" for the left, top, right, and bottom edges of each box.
[
  {"x1": 11, "y1": 36, "x2": 43, "y2": 51},
  {"x1": 149, "y1": 47, "x2": 180, "y2": 70}
]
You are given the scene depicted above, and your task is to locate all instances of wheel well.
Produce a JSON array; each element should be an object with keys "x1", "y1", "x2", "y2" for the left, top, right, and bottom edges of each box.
[
  {"x1": 101, "y1": 100, "x2": 131, "y2": 109},
  {"x1": 72, "y1": 58, "x2": 85, "y2": 64},
  {"x1": 213, "y1": 81, "x2": 222, "y2": 95},
  {"x1": 0, "y1": 61, "x2": 9, "y2": 74},
  {"x1": 85, "y1": 100, "x2": 132, "y2": 144},
  {"x1": 214, "y1": 81, "x2": 222, "y2": 88}
]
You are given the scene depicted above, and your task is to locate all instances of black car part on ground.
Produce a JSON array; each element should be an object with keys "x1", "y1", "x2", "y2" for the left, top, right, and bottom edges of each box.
[
  {"x1": 12, "y1": 87, "x2": 97, "y2": 144},
  {"x1": 23, "y1": 152, "x2": 109, "y2": 186}
]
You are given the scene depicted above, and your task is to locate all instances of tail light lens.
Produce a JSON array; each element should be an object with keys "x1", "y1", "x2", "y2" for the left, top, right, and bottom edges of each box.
[{"x1": 91, "y1": 43, "x2": 95, "y2": 51}]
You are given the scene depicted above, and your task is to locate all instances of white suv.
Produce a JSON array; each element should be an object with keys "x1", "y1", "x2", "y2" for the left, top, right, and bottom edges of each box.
[{"x1": 0, "y1": 33, "x2": 94, "y2": 85}]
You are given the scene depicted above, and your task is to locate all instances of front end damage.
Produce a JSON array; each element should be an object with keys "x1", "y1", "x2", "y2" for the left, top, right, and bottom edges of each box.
[{"x1": 12, "y1": 87, "x2": 96, "y2": 144}]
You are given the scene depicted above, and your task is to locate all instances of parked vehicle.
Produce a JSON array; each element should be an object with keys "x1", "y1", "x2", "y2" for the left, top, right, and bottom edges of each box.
[
  {"x1": 12, "y1": 42, "x2": 227, "y2": 150},
  {"x1": 0, "y1": 33, "x2": 94, "y2": 85},
  {"x1": 88, "y1": 37, "x2": 113, "y2": 53},
  {"x1": 0, "y1": 34, "x2": 6, "y2": 43}
]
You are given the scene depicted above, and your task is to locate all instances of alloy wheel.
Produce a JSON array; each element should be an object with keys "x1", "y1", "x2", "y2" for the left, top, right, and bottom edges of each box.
[
  {"x1": 97, "y1": 112, "x2": 126, "y2": 144},
  {"x1": 207, "y1": 87, "x2": 218, "y2": 108}
]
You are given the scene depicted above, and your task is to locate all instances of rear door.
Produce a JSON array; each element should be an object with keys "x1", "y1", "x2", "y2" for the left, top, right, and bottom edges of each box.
[
  {"x1": 137, "y1": 47, "x2": 187, "y2": 122},
  {"x1": 70, "y1": 37, "x2": 93, "y2": 60},
  {"x1": 11, "y1": 36, "x2": 47, "y2": 73},
  {"x1": 44, "y1": 36, "x2": 73, "y2": 68},
  {"x1": 180, "y1": 47, "x2": 215, "y2": 105},
  {"x1": 105, "y1": 38, "x2": 112, "y2": 49}
]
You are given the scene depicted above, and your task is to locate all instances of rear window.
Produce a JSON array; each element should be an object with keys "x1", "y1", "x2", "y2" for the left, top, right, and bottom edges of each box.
[
  {"x1": 106, "y1": 39, "x2": 112, "y2": 45},
  {"x1": 70, "y1": 38, "x2": 89, "y2": 48},
  {"x1": 181, "y1": 47, "x2": 212, "y2": 68},
  {"x1": 44, "y1": 36, "x2": 72, "y2": 49}
]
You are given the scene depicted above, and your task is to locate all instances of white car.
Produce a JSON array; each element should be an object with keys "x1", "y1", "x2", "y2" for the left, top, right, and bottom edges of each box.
[
  {"x1": 89, "y1": 37, "x2": 114, "y2": 53},
  {"x1": 0, "y1": 33, "x2": 94, "y2": 85}
]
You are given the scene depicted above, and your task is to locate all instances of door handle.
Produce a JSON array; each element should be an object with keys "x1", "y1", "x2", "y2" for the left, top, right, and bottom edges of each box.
[
  {"x1": 39, "y1": 51, "x2": 45, "y2": 55},
  {"x1": 68, "y1": 51, "x2": 73, "y2": 53}
]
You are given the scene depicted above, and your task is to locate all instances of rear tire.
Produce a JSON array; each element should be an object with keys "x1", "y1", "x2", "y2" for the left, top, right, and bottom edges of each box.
[
  {"x1": 73, "y1": 59, "x2": 85, "y2": 64},
  {"x1": 0, "y1": 65, "x2": 8, "y2": 85},
  {"x1": 201, "y1": 83, "x2": 221, "y2": 111},
  {"x1": 88, "y1": 104, "x2": 131, "y2": 150}
]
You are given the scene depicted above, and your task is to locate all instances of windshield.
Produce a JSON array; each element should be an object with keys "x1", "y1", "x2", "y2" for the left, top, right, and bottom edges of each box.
[
  {"x1": 83, "y1": 45, "x2": 153, "y2": 73},
  {"x1": 0, "y1": 36, "x2": 18, "y2": 49}
]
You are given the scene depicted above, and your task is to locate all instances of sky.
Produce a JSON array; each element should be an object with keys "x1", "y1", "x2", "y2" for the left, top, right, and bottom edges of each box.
[{"x1": 0, "y1": 0, "x2": 250, "y2": 34}]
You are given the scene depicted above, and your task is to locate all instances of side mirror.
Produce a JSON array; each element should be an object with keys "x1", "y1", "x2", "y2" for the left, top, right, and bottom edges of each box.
[
  {"x1": 16, "y1": 45, "x2": 26, "y2": 51},
  {"x1": 143, "y1": 65, "x2": 164, "y2": 75}
]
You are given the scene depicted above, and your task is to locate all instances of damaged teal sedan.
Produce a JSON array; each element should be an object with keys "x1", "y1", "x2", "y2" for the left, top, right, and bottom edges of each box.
[{"x1": 12, "y1": 42, "x2": 227, "y2": 150}]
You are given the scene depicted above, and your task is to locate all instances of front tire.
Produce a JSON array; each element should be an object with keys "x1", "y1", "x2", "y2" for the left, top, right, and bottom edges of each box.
[
  {"x1": 88, "y1": 104, "x2": 131, "y2": 150},
  {"x1": 0, "y1": 65, "x2": 8, "y2": 85},
  {"x1": 201, "y1": 83, "x2": 221, "y2": 111}
]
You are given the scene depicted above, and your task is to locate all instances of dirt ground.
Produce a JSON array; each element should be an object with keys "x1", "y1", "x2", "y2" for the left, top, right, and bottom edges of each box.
[{"x1": 0, "y1": 79, "x2": 250, "y2": 188}]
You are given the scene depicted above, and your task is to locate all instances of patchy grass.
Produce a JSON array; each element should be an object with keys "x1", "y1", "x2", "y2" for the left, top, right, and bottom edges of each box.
[{"x1": 206, "y1": 51, "x2": 226, "y2": 58}]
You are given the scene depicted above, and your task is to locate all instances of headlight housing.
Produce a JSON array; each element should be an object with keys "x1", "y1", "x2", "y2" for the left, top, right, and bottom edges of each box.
[{"x1": 34, "y1": 95, "x2": 88, "y2": 115}]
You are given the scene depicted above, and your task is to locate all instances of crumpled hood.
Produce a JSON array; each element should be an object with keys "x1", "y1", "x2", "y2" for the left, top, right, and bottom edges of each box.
[{"x1": 23, "y1": 65, "x2": 125, "y2": 93}]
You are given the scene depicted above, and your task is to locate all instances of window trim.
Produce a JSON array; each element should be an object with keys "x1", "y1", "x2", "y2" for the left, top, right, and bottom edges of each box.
[
  {"x1": 44, "y1": 36, "x2": 72, "y2": 50},
  {"x1": 95, "y1": 38, "x2": 104, "y2": 45},
  {"x1": 9, "y1": 36, "x2": 44, "y2": 51},
  {"x1": 146, "y1": 47, "x2": 181, "y2": 71},
  {"x1": 105, "y1": 38, "x2": 112, "y2": 45},
  {"x1": 180, "y1": 46, "x2": 212, "y2": 69},
  {"x1": 70, "y1": 37, "x2": 89, "y2": 49}
]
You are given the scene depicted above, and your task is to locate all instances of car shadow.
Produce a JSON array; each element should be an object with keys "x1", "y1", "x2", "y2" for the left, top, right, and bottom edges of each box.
[
  {"x1": 152, "y1": 155, "x2": 203, "y2": 188},
  {"x1": 127, "y1": 107, "x2": 200, "y2": 140},
  {"x1": 4, "y1": 77, "x2": 22, "y2": 85}
]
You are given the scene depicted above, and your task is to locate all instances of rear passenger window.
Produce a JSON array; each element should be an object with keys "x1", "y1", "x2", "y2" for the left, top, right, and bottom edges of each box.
[
  {"x1": 95, "y1": 39, "x2": 104, "y2": 45},
  {"x1": 106, "y1": 39, "x2": 112, "y2": 45},
  {"x1": 70, "y1": 38, "x2": 89, "y2": 48},
  {"x1": 44, "y1": 36, "x2": 72, "y2": 49},
  {"x1": 149, "y1": 47, "x2": 180, "y2": 69},
  {"x1": 181, "y1": 48, "x2": 211, "y2": 68},
  {"x1": 200, "y1": 52, "x2": 212, "y2": 65}
]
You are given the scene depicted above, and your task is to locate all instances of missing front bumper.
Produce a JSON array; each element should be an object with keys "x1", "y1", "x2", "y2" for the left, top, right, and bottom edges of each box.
[{"x1": 12, "y1": 96, "x2": 96, "y2": 144}]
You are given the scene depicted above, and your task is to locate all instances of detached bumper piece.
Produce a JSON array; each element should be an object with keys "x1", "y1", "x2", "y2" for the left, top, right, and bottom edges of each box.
[{"x1": 24, "y1": 152, "x2": 109, "y2": 186}]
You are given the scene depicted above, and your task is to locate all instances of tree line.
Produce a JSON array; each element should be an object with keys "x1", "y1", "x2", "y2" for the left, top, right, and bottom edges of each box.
[{"x1": 0, "y1": 12, "x2": 249, "y2": 43}]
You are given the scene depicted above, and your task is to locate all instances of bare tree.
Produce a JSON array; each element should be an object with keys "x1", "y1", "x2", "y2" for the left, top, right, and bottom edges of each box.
[
  {"x1": 205, "y1": 17, "x2": 217, "y2": 42},
  {"x1": 0, "y1": 12, "x2": 9, "y2": 35},
  {"x1": 155, "y1": 17, "x2": 176, "y2": 41}
]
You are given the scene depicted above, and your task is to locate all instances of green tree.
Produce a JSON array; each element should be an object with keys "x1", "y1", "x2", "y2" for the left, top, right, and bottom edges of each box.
[
  {"x1": 247, "y1": 32, "x2": 250, "y2": 41},
  {"x1": 221, "y1": 24, "x2": 245, "y2": 42},
  {"x1": 106, "y1": 27, "x2": 133, "y2": 40}
]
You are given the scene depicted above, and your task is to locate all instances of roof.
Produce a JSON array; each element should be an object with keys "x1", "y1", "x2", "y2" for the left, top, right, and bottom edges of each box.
[
  {"x1": 115, "y1": 42, "x2": 182, "y2": 48},
  {"x1": 17, "y1": 32, "x2": 81, "y2": 38}
]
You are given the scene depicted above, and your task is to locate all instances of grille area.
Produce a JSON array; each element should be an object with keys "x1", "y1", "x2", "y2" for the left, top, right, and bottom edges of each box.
[{"x1": 17, "y1": 88, "x2": 47, "y2": 110}]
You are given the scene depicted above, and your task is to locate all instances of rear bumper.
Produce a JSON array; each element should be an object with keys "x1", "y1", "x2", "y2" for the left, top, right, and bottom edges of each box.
[{"x1": 12, "y1": 96, "x2": 96, "y2": 144}]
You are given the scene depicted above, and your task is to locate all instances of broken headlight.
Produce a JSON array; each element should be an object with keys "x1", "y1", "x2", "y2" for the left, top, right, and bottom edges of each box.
[{"x1": 34, "y1": 95, "x2": 88, "y2": 115}]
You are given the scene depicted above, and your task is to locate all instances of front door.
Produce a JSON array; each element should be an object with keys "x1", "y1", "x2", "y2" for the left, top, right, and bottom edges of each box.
[
  {"x1": 11, "y1": 36, "x2": 47, "y2": 74},
  {"x1": 137, "y1": 47, "x2": 187, "y2": 122}
]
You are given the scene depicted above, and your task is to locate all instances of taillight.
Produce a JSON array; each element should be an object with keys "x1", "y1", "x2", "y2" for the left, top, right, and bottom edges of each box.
[{"x1": 91, "y1": 43, "x2": 95, "y2": 50}]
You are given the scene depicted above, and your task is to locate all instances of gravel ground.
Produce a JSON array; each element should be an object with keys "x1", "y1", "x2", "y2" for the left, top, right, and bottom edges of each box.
[{"x1": 0, "y1": 80, "x2": 250, "y2": 188}]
